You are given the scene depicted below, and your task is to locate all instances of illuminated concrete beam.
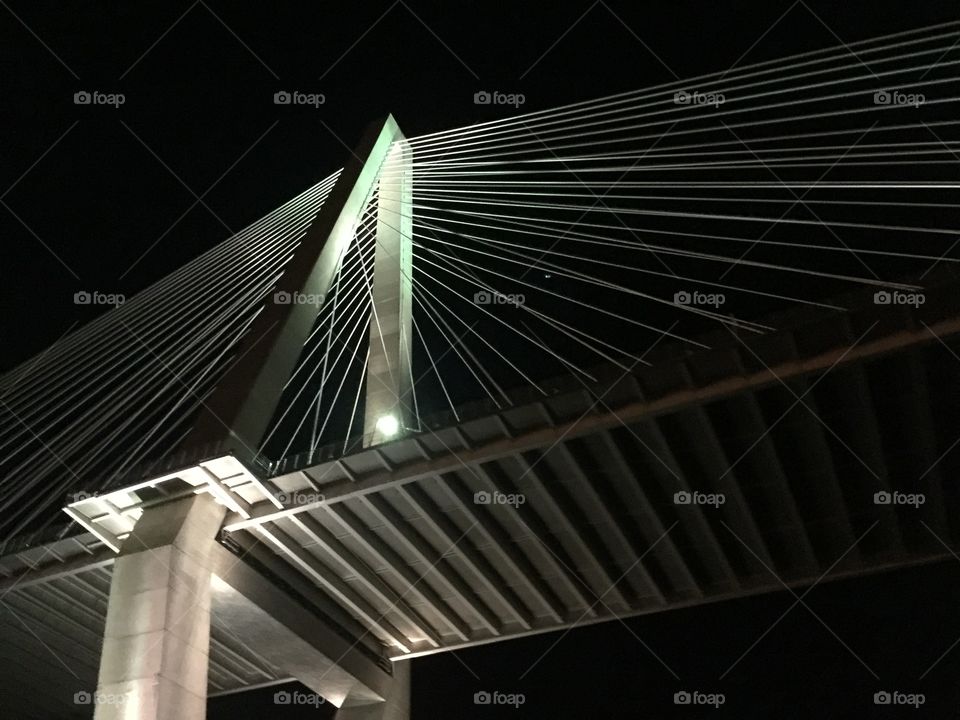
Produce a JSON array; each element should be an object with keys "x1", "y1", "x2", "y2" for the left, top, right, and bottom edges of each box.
[{"x1": 365, "y1": 132, "x2": 413, "y2": 446}]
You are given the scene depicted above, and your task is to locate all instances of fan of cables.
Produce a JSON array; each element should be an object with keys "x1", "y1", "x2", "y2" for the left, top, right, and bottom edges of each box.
[{"x1": 3, "y1": 20, "x2": 960, "y2": 540}]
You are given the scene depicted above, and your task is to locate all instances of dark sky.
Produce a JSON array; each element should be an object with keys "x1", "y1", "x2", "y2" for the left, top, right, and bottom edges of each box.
[
  {"x1": 3, "y1": 2, "x2": 960, "y2": 718},
  {"x1": 2, "y1": 0, "x2": 955, "y2": 375}
]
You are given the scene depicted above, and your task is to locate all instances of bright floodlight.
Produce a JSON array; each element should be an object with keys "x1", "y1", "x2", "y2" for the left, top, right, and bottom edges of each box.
[{"x1": 376, "y1": 414, "x2": 400, "y2": 437}]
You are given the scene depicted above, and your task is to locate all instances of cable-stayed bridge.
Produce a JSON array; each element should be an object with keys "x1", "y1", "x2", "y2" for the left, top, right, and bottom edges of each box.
[{"x1": 2, "y1": 20, "x2": 960, "y2": 719}]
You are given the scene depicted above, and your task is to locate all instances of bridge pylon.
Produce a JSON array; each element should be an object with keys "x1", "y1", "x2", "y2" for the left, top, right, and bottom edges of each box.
[{"x1": 186, "y1": 114, "x2": 413, "y2": 460}]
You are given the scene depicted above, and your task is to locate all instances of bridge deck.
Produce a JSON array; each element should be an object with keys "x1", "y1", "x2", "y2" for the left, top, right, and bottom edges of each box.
[{"x1": 2, "y1": 275, "x2": 958, "y2": 715}]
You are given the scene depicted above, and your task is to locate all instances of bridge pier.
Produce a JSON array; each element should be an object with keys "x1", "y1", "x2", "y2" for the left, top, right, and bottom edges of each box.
[
  {"x1": 93, "y1": 493, "x2": 225, "y2": 719},
  {"x1": 89, "y1": 484, "x2": 400, "y2": 717}
]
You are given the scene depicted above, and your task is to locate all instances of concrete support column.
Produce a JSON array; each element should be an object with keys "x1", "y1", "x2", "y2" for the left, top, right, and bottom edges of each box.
[
  {"x1": 364, "y1": 136, "x2": 413, "y2": 447},
  {"x1": 93, "y1": 494, "x2": 226, "y2": 719},
  {"x1": 335, "y1": 660, "x2": 411, "y2": 720}
]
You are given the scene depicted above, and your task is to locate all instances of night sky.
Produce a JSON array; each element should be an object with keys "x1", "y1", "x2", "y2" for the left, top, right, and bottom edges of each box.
[
  {"x1": 3, "y1": 1, "x2": 960, "y2": 717},
  {"x1": 2, "y1": 0, "x2": 954, "y2": 375}
]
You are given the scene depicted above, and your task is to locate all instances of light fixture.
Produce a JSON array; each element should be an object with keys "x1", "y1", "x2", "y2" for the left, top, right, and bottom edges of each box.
[{"x1": 375, "y1": 414, "x2": 400, "y2": 437}]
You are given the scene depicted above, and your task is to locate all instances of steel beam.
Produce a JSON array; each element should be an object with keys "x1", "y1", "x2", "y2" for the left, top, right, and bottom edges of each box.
[
  {"x1": 251, "y1": 520, "x2": 412, "y2": 652},
  {"x1": 630, "y1": 419, "x2": 740, "y2": 591},
  {"x1": 593, "y1": 430, "x2": 703, "y2": 598},
  {"x1": 286, "y1": 512, "x2": 442, "y2": 647},
  {"x1": 392, "y1": 550, "x2": 954, "y2": 661},
  {"x1": 676, "y1": 405, "x2": 777, "y2": 577},
  {"x1": 722, "y1": 388, "x2": 819, "y2": 574},
  {"x1": 0, "y1": 546, "x2": 115, "y2": 592},
  {"x1": 359, "y1": 494, "x2": 502, "y2": 636},
  {"x1": 439, "y1": 470, "x2": 567, "y2": 623},
  {"x1": 902, "y1": 350, "x2": 949, "y2": 537},
  {"x1": 396, "y1": 484, "x2": 535, "y2": 630},
  {"x1": 477, "y1": 457, "x2": 602, "y2": 617},
  {"x1": 325, "y1": 503, "x2": 473, "y2": 641},
  {"x1": 548, "y1": 442, "x2": 666, "y2": 606},
  {"x1": 515, "y1": 451, "x2": 627, "y2": 611},
  {"x1": 783, "y1": 376, "x2": 862, "y2": 567},
  {"x1": 823, "y1": 364, "x2": 906, "y2": 555}
]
